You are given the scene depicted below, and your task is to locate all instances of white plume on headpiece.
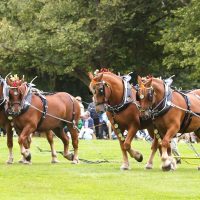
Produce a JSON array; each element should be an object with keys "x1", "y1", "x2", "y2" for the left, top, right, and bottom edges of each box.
[{"x1": 10, "y1": 74, "x2": 20, "y2": 82}]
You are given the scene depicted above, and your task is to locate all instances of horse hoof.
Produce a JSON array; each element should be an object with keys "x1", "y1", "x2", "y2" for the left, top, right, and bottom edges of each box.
[
  {"x1": 162, "y1": 163, "x2": 172, "y2": 171},
  {"x1": 120, "y1": 163, "x2": 130, "y2": 170},
  {"x1": 23, "y1": 160, "x2": 32, "y2": 165},
  {"x1": 51, "y1": 159, "x2": 59, "y2": 164},
  {"x1": 71, "y1": 159, "x2": 79, "y2": 164},
  {"x1": 25, "y1": 153, "x2": 31, "y2": 162},
  {"x1": 6, "y1": 158, "x2": 14, "y2": 164},
  {"x1": 18, "y1": 159, "x2": 25, "y2": 164},
  {"x1": 120, "y1": 166, "x2": 130, "y2": 170},
  {"x1": 136, "y1": 154, "x2": 143, "y2": 162},
  {"x1": 145, "y1": 163, "x2": 153, "y2": 170},
  {"x1": 65, "y1": 153, "x2": 74, "y2": 161}
]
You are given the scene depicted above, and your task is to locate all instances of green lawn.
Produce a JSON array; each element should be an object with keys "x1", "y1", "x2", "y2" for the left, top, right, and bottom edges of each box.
[{"x1": 0, "y1": 136, "x2": 199, "y2": 200}]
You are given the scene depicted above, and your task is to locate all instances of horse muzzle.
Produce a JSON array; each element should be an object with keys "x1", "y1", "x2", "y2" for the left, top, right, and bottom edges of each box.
[
  {"x1": 95, "y1": 103, "x2": 106, "y2": 113},
  {"x1": 9, "y1": 102, "x2": 22, "y2": 116},
  {"x1": 138, "y1": 107, "x2": 152, "y2": 119}
]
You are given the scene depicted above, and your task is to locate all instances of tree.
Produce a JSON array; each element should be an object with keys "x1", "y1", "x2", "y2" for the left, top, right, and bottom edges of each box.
[
  {"x1": 158, "y1": 0, "x2": 200, "y2": 88},
  {"x1": 0, "y1": 0, "x2": 186, "y2": 92}
]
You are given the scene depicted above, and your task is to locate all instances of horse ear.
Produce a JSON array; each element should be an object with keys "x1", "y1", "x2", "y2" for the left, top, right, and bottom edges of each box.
[
  {"x1": 6, "y1": 78, "x2": 12, "y2": 86},
  {"x1": 94, "y1": 73, "x2": 103, "y2": 82},
  {"x1": 144, "y1": 78, "x2": 152, "y2": 87},
  {"x1": 137, "y1": 76, "x2": 142, "y2": 86},
  {"x1": 88, "y1": 72, "x2": 94, "y2": 80},
  {"x1": 21, "y1": 75, "x2": 25, "y2": 83}
]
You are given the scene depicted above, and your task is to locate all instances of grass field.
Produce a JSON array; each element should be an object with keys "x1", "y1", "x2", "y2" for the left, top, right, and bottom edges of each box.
[{"x1": 0, "y1": 136, "x2": 199, "y2": 200}]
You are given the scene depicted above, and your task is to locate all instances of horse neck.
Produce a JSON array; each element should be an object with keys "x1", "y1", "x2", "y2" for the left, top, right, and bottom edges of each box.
[
  {"x1": 152, "y1": 78, "x2": 165, "y2": 103},
  {"x1": 103, "y1": 74, "x2": 124, "y2": 106}
]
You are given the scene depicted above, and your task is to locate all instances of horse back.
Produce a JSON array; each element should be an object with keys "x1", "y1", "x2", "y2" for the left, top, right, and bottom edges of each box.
[{"x1": 45, "y1": 92, "x2": 80, "y2": 121}]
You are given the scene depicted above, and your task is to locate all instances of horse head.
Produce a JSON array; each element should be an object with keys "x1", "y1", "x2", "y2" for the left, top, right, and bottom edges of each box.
[
  {"x1": 6, "y1": 75, "x2": 27, "y2": 115},
  {"x1": 88, "y1": 72, "x2": 112, "y2": 113},
  {"x1": 136, "y1": 76, "x2": 154, "y2": 118}
]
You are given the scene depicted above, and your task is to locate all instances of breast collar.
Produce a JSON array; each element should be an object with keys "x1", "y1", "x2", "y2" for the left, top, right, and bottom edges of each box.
[
  {"x1": 151, "y1": 82, "x2": 173, "y2": 119},
  {"x1": 106, "y1": 75, "x2": 133, "y2": 114}
]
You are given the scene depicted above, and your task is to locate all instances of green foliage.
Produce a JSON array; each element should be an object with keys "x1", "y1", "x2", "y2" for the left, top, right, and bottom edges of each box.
[
  {"x1": 0, "y1": 0, "x2": 196, "y2": 93},
  {"x1": 158, "y1": 0, "x2": 200, "y2": 88}
]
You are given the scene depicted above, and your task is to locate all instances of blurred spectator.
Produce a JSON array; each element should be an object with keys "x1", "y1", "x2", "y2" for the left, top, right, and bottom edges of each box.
[
  {"x1": 189, "y1": 132, "x2": 197, "y2": 143},
  {"x1": 79, "y1": 111, "x2": 95, "y2": 140},
  {"x1": 87, "y1": 99, "x2": 100, "y2": 138},
  {"x1": 111, "y1": 131, "x2": 117, "y2": 140},
  {"x1": 99, "y1": 112, "x2": 111, "y2": 139},
  {"x1": 135, "y1": 129, "x2": 151, "y2": 141},
  {"x1": 77, "y1": 119, "x2": 83, "y2": 130},
  {"x1": 75, "y1": 96, "x2": 85, "y2": 118},
  {"x1": 179, "y1": 132, "x2": 197, "y2": 143}
]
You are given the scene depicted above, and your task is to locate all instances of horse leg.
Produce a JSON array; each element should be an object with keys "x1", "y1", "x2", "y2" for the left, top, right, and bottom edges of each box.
[
  {"x1": 18, "y1": 127, "x2": 34, "y2": 164},
  {"x1": 161, "y1": 130, "x2": 177, "y2": 171},
  {"x1": 68, "y1": 125, "x2": 79, "y2": 164},
  {"x1": 45, "y1": 130, "x2": 59, "y2": 163},
  {"x1": 18, "y1": 135, "x2": 32, "y2": 164},
  {"x1": 145, "y1": 136, "x2": 159, "y2": 169},
  {"x1": 125, "y1": 127, "x2": 143, "y2": 163},
  {"x1": 54, "y1": 127, "x2": 72, "y2": 162},
  {"x1": 6, "y1": 125, "x2": 14, "y2": 164},
  {"x1": 118, "y1": 139, "x2": 130, "y2": 170}
]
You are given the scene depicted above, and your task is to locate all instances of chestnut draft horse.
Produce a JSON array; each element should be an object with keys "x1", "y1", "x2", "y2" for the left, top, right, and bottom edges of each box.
[
  {"x1": 137, "y1": 76, "x2": 200, "y2": 171},
  {"x1": 6, "y1": 77, "x2": 80, "y2": 164},
  {"x1": 89, "y1": 71, "x2": 163, "y2": 170},
  {"x1": 0, "y1": 75, "x2": 60, "y2": 164}
]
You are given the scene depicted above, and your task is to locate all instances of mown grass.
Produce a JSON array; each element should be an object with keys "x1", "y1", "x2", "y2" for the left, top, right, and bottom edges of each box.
[{"x1": 0, "y1": 136, "x2": 199, "y2": 200}]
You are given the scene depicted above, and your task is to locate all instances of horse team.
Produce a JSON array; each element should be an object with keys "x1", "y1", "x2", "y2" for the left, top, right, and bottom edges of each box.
[{"x1": 0, "y1": 70, "x2": 200, "y2": 171}]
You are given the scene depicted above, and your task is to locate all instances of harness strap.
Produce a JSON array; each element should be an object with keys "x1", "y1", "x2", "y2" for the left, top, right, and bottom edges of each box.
[
  {"x1": 0, "y1": 98, "x2": 4, "y2": 111},
  {"x1": 36, "y1": 94, "x2": 48, "y2": 129},
  {"x1": 151, "y1": 84, "x2": 172, "y2": 119},
  {"x1": 69, "y1": 95, "x2": 75, "y2": 124},
  {"x1": 65, "y1": 94, "x2": 77, "y2": 130},
  {"x1": 179, "y1": 93, "x2": 192, "y2": 133},
  {"x1": 107, "y1": 78, "x2": 133, "y2": 114}
]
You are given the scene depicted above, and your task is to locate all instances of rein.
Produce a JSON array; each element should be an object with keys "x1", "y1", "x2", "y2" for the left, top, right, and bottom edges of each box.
[
  {"x1": 170, "y1": 101, "x2": 200, "y2": 119},
  {"x1": 0, "y1": 97, "x2": 5, "y2": 107},
  {"x1": 36, "y1": 146, "x2": 109, "y2": 164}
]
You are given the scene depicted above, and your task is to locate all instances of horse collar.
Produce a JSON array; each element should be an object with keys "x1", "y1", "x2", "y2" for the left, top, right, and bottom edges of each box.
[
  {"x1": 107, "y1": 78, "x2": 133, "y2": 114},
  {"x1": 150, "y1": 83, "x2": 173, "y2": 119}
]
